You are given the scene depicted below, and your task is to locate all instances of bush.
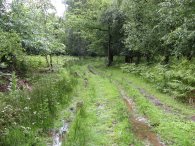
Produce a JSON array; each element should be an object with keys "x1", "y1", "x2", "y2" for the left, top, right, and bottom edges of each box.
[
  {"x1": 0, "y1": 29, "x2": 23, "y2": 68},
  {"x1": 121, "y1": 59, "x2": 195, "y2": 102}
]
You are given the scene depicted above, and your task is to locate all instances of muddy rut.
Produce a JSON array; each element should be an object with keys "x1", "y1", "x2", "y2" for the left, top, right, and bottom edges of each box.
[
  {"x1": 88, "y1": 66, "x2": 165, "y2": 145},
  {"x1": 126, "y1": 81, "x2": 195, "y2": 122},
  {"x1": 87, "y1": 65, "x2": 195, "y2": 145},
  {"x1": 119, "y1": 87, "x2": 165, "y2": 146},
  {"x1": 91, "y1": 65, "x2": 195, "y2": 122}
]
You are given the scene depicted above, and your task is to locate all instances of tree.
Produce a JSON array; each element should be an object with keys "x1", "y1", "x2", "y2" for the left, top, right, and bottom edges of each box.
[
  {"x1": 0, "y1": 29, "x2": 23, "y2": 69},
  {"x1": 158, "y1": 0, "x2": 195, "y2": 61},
  {"x1": 7, "y1": 0, "x2": 66, "y2": 69},
  {"x1": 100, "y1": 6, "x2": 126, "y2": 66},
  {"x1": 65, "y1": 0, "x2": 126, "y2": 66}
]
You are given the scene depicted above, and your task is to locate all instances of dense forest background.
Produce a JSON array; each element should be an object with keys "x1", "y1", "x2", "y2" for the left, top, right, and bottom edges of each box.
[
  {"x1": 1, "y1": 0, "x2": 194, "y2": 66},
  {"x1": 65, "y1": 0, "x2": 195, "y2": 65}
]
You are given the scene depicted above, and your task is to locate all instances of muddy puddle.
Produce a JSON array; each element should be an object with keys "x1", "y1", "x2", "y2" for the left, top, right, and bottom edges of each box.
[
  {"x1": 51, "y1": 120, "x2": 69, "y2": 146},
  {"x1": 120, "y1": 89, "x2": 165, "y2": 146},
  {"x1": 191, "y1": 116, "x2": 195, "y2": 122}
]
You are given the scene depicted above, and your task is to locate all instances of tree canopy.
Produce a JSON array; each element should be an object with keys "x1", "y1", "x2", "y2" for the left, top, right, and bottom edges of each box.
[{"x1": 0, "y1": 0, "x2": 194, "y2": 67}]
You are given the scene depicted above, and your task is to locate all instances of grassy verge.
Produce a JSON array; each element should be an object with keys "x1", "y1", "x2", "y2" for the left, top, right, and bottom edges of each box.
[{"x1": 0, "y1": 56, "x2": 78, "y2": 145}]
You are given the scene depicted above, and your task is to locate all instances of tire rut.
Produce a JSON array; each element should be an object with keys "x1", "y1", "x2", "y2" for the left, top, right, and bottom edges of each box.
[
  {"x1": 119, "y1": 86, "x2": 165, "y2": 146},
  {"x1": 87, "y1": 66, "x2": 165, "y2": 146},
  {"x1": 126, "y1": 81, "x2": 195, "y2": 122}
]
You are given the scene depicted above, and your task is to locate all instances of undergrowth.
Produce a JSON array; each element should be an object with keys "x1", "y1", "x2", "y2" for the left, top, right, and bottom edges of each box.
[
  {"x1": 121, "y1": 59, "x2": 195, "y2": 102},
  {"x1": 0, "y1": 56, "x2": 78, "y2": 146}
]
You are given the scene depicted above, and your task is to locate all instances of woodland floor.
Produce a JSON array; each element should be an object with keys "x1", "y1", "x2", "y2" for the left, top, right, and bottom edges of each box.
[{"x1": 60, "y1": 59, "x2": 195, "y2": 146}]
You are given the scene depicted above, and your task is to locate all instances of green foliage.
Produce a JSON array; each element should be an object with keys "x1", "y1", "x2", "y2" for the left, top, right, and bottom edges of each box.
[
  {"x1": 0, "y1": 67, "x2": 77, "y2": 145},
  {"x1": 122, "y1": 0, "x2": 195, "y2": 61},
  {"x1": 1, "y1": 0, "x2": 66, "y2": 56},
  {"x1": 65, "y1": 0, "x2": 194, "y2": 63},
  {"x1": 65, "y1": 103, "x2": 87, "y2": 146},
  {"x1": 0, "y1": 29, "x2": 23, "y2": 67},
  {"x1": 121, "y1": 59, "x2": 195, "y2": 101}
]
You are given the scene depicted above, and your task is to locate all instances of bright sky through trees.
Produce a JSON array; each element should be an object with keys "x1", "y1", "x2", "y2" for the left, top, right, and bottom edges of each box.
[
  {"x1": 51, "y1": 0, "x2": 66, "y2": 17},
  {"x1": 5, "y1": 0, "x2": 66, "y2": 17}
]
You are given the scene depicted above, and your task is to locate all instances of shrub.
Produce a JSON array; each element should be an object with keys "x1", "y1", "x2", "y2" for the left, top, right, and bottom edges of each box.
[
  {"x1": 121, "y1": 59, "x2": 195, "y2": 102},
  {"x1": 0, "y1": 29, "x2": 23, "y2": 68}
]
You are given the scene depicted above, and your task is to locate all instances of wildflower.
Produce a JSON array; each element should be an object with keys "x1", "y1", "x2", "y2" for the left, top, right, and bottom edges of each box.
[{"x1": 24, "y1": 107, "x2": 29, "y2": 110}]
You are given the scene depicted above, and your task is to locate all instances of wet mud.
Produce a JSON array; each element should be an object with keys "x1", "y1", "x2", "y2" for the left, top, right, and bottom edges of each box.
[{"x1": 120, "y1": 88, "x2": 165, "y2": 146}]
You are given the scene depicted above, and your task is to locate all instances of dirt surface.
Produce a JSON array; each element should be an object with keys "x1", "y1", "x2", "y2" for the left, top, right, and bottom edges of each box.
[
  {"x1": 191, "y1": 116, "x2": 195, "y2": 122},
  {"x1": 136, "y1": 87, "x2": 175, "y2": 113},
  {"x1": 126, "y1": 82, "x2": 195, "y2": 122},
  {"x1": 87, "y1": 65, "x2": 195, "y2": 145},
  {"x1": 0, "y1": 74, "x2": 11, "y2": 92},
  {"x1": 88, "y1": 65, "x2": 97, "y2": 75},
  {"x1": 119, "y1": 87, "x2": 165, "y2": 146},
  {"x1": 0, "y1": 73, "x2": 32, "y2": 92}
]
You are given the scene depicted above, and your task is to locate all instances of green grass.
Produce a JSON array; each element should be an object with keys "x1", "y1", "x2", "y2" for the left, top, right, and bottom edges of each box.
[
  {"x1": 65, "y1": 64, "x2": 142, "y2": 146},
  {"x1": 104, "y1": 67, "x2": 195, "y2": 116},
  {"x1": 92, "y1": 62, "x2": 195, "y2": 146},
  {"x1": 0, "y1": 56, "x2": 79, "y2": 146},
  {"x1": 121, "y1": 60, "x2": 195, "y2": 100},
  {"x1": 122, "y1": 84, "x2": 195, "y2": 146},
  {"x1": 1, "y1": 57, "x2": 194, "y2": 146}
]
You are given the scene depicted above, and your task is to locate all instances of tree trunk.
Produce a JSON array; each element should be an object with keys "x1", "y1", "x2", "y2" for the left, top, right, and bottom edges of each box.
[
  {"x1": 49, "y1": 54, "x2": 53, "y2": 71},
  {"x1": 45, "y1": 55, "x2": 50, "y2": 68},
  {"x1": 108, "y1": 49, "x2": 113, "y2": 66},
  {"x1": 146, "y1": 53, "x2": 150, "y2": 63},
  {"x1": 164, "y1": 55, "x2": 169, "y2": 64},
  {"x1": 125, "y1": 56, "x2": 130, "y2": 63},
  {"x1": 107, "y1": 26, "x2": 113, "y2": 66},
  {"x1": 130, "y1": 57, "x2": 133, "y2": 63},
  {"x1": 136, "y1": 53, "x2": 141, "y2": 64},
  {"x1": 187, "y1": 51, "x2": 193, "y2": 61}
]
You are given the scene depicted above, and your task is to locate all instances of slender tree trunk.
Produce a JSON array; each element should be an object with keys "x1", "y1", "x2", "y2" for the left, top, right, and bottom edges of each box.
[
  {"x1": 108, "y1": 48, "x2": 113, "y2": 66},
  {"x1": 49, "y1": 54, "x2": 53, "y2": 71},
  {"x1": 164, "y1": 55, "x2": 169, "y2": 64},
  {"x1": 146, "y1": 53, "x2": 150, "y2": 63},
  {"x1": 125, "y1": 56, "x2": 130, "y2": 63},
  {"x1": 130, "y1": 57, "x2": 133, "y2": 63},
  {"x1": 136, "y1": 53, "x2": 141, "y2": 64},
  {"x1": 107, "y1": 26, "x2": 113, "y2": 66},
  {"x1": 187, "y1": 51, "x2": 193, "y2": 61},
  {"x1": 45, "y1": 55, "x2": 50, "y2": 68}
]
